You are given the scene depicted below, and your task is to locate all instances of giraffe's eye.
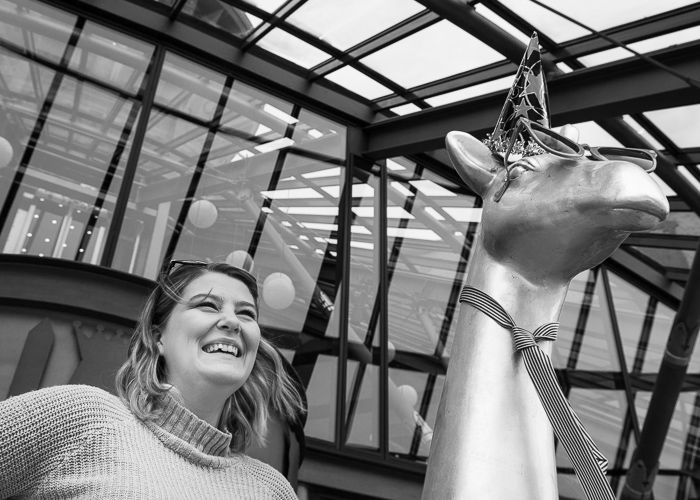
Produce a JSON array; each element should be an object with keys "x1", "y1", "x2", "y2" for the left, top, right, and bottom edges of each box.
[{"x1": 509, "y1": 165, "x2": 528, "y2": 180}]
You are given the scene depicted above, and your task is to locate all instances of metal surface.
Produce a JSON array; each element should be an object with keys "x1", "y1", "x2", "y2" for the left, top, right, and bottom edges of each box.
[{"x1": 421, "y1": 130, "x2": 669, "y2": 499}]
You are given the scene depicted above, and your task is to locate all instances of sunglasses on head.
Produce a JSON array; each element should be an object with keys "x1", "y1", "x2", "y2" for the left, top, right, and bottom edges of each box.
[
  {"x1": 161, "y1": 259, "x2": 257, "y2": 284},
  {"x1": 494, "y1": 118, "x2": 657, "y2": 202}
]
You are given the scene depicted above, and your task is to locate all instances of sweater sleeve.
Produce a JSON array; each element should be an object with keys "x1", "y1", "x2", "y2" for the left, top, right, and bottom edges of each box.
[
  {"x1": 0, "y1": 385, "x2": 117, "y2": 499},
  {"x1": 244, "y1": 456, "x2": 299, "y2": 500}
]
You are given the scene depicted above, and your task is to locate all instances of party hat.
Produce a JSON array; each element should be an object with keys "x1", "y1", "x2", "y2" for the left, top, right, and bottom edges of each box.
[{"x1": 484, "y1": 32, "x2": 550, "y2": 156}]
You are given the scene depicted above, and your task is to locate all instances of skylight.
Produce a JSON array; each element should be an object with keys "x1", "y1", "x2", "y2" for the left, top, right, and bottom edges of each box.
[
  {"x1": 360, "y1": 20, "x2": 504, "y2": 89},
  {"x1": 286, "y1": 0, "x2": 425, "y2": 51}
]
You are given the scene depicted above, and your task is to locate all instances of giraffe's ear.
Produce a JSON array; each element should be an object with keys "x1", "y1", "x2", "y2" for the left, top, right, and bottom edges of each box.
[{"x1": 445, "y1": 131, "x2": 499, "y2": 197}]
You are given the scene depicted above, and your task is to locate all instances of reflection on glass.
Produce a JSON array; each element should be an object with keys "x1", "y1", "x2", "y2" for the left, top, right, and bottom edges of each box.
[
  {"x1": 179, "y1": 0, "x2": 258, "y2": 37},
  {"x1": 0, "y1": 0, "x2": 77, "y2": 65},
  {"x1": 565, "y1": 274, "x2": 621, "y2": 371},
  {"x1": 68, "y1": 22, "x2": 152, "y2": 94},
  {"x1": 0, "y1": 61, "x2": 147, "y2": 263},
  {"x1": 607, "y1": 272, "x2": 648, "y2": 370},
  {"x1": 345, "y1": 161, "x2": 380, "y2": 450},
  {"x1": 554, "y1": 270, "x2": 595, "y2": 369},
  {"x1": 385, "y1": 156, "x2": 474, "y2": 459},
  {"x1": 286, "y1": 0, "x2": 424, "y2": 51}
]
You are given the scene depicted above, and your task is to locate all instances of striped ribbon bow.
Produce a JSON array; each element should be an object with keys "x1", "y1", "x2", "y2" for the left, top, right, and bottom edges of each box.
[{"x1": 459, "y1": 286, "x2": 615, "y2": 500}]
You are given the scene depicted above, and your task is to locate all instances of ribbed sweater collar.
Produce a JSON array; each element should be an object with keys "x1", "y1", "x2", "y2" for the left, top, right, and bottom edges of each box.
[{"x1": 149, "y1": 391, "x2": 233, "y2": 459}]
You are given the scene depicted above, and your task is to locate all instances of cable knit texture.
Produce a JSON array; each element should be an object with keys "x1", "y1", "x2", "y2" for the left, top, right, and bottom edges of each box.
[{"x1": 0, "y1": 385, "x2": 297, "y2": 499}]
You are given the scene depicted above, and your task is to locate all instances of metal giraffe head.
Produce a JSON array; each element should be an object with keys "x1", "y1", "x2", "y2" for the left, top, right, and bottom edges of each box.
[{"x1": 446, "y1": 130, "x2": 669, "y2": 283}]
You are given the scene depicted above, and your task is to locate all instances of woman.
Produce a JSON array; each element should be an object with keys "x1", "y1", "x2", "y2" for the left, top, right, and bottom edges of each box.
[{"x1": 0, "y1": 261, "x2": 305, "y2": 499}]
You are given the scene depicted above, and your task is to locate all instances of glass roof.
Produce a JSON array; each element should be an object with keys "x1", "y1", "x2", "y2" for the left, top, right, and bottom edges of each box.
[
  {"x1": 285, "y1": 0, "x2": 425, "y2": 51},
  {"x1": 359, "y1": 20, "x2": 504, "y2": 88}
]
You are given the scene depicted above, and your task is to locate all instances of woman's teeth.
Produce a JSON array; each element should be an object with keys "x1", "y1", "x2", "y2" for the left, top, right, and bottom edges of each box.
[{"x1": 203, "y1": 343, "x2": 239, "y2": 356}]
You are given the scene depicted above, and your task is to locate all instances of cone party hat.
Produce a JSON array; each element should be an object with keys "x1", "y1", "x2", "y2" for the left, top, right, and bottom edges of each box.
[{"x1": 484, "y1": 32, "x2": 550, "y2": 156}]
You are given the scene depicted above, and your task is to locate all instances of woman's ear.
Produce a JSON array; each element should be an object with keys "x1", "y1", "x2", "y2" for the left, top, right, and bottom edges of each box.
[{"x1": 445, "y1": 131, "x2": 500, "y2": 197}]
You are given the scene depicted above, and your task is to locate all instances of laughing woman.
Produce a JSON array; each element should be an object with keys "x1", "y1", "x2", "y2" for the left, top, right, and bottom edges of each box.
[{"x1": 0, "y1": 261, "x2": 305, "y2": 499}]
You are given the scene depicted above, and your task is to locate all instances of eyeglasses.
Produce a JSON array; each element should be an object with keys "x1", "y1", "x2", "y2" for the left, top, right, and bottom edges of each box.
[
  {"x1": 494, "y1": 118, "x2": 657, "y2": 201},
  {"x1": 161, "y1": 259, "x2": 257, "y2": 284},
  {"x1": 162, "y1": 259, "x2": 208, "y2": 279}
]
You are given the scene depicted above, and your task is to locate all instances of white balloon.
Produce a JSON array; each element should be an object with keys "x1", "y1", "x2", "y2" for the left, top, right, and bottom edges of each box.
[
  {"x1": 187, "y1": 199, "x2": 217, "y2": 229},
  {"x1": 226, "y1": 250, "x2": 255, "y2": 273},
  {"x1": 0, "y1": 137, "x2": 13, "y2": 169},
  {"x1": 262, "y1": 272, "x2": 295, "y2": 310},
  {"x1": 387, "y1": 340, "x2": 396, "y2": 362},
  {"x1": 397, "y1": 384, "x2": 418, "y2": 408}
]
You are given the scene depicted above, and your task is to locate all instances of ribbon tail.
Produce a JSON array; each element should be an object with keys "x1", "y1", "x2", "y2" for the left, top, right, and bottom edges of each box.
[{"x1": 521, "y1": 346, "x2": 616, "y2": 500}]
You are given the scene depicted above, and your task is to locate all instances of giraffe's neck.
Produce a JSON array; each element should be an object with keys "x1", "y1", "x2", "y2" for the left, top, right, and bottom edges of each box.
[{"x1": 422, "y1": 241, "x2": 569, "y2": 500}]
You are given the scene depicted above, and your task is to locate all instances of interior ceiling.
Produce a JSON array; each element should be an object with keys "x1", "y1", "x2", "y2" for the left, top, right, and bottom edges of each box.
[{"x1": 128, "y1": 0, "x2": 700, "y2": 293}]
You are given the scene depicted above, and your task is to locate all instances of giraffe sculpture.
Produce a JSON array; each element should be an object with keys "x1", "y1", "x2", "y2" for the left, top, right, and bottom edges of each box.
[
  {"x1": 421, "y1": 126, "x2": 669, "y2": 499},
  {"x1": 421, "y1": 32, "x2": 670, "y2": 499}
]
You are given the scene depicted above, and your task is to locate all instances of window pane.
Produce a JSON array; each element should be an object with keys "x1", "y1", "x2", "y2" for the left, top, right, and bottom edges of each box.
[
  {"x1": 286, "y1": 0, "x2": 425, "y2": 51},
  {"x1": 0, "y1": 57, "x2": 148, "y2": 262},
  {"x1": 0, "y1": 0, "x2": 77, "y2": 65},
  {"x1": 345, "y1": 161, "x2": 380, "y2": 450},
  {"x1": 325, "y1": 65, "x2": 393, "y2": 100},
  {"x1": 361, "y1": 20, "x2": 503, "y2": 89},
  {"x1": 256, "y1": 28, "x2": 330, "y2": 69},
  {"x1": 68, "y1": 22, "x2": 153, "y2": 94},
  {"x1": 645, "y1": 104, "x2": 700, "y2": 148},
  {"x1": 502, "y1": 0, "x2": 698, "y2": 43}
]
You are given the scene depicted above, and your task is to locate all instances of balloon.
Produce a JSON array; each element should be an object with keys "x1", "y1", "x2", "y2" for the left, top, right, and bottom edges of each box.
[
  {"x1": 397, "y1": 384, "x2": 418, "y2": 408},
  {"x1": 226, "y1": 250, "x2": 255, "y2": 273},
  {"x1": 0, "y1": 137, "x2": 13, "y2": 169},
  {"x1": 187, "y1": 199, "x2": 217, "y2": 229},
  {"x1": 387, "y1": 340, "x2": 396, "y2": 362},
  {"x1": 262, "y1": 272, "x2": 295, "y2": 310}
]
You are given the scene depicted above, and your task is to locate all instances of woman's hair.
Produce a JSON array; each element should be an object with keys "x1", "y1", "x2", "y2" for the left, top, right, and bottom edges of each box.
[{"x1": 115, "y1": 261, "x2": 305, "y2": 452}]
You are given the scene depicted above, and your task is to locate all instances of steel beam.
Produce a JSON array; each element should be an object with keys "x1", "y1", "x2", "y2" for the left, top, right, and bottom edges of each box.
[
  {"x1": 621, "y1": 241, "x2": 700, "y2": 499},
  {"x1": 363, "y1": 42, "x2": 700, "y2": 158}
]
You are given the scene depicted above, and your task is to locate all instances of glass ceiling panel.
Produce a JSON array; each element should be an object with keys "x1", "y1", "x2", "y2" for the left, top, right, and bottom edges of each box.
[
  {"x1": 256, "y1": 27, "x2": 330, "y2": 69},
  {"x1": 554, "y1": 121, "x2": 621, "y2": 147},
  {"x1": 644, "y1": 104, "x2": 700, "y2": 148},
  {"x1": 390, "y1": 103, "x2": 422, "y2": 116},
  {"x1": 621, "y1": 115, "x2": 664, "y2": 150},
  {"x1": 325, "y1": 65, "x2": 393, "y2": 100},
  {"x1": 425, "y1": 75, "x2": 514, "y2": 107},
  {"x1": 578, "y1": 25, "x2": 700, "y2": 67},
  {"x1": 286, "y1": 0, "x2": 425, "y2": 51},
  {"x1": 472, "y1": 4, "x2": 532, "y2": 45},
  {"x1": 360, "y1": 20, "x2": 504, "y2": 89},
  {"x1": 502, "y1": 0, "x2": 699, "y2": 44}
]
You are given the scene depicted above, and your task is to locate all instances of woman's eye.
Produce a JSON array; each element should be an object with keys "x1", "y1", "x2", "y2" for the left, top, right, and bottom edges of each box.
[
  {"x1": 238, "y1": 309, "x2": 257, "y2": 319},
  {"x1": 197, "y1": 301, "x2": 219, "y2": 310}
]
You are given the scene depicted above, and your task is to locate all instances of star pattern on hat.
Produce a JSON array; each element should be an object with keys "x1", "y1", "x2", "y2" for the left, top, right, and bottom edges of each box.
[{"x1": 483, "y1": 33, "x2": 550, "y2": 157}]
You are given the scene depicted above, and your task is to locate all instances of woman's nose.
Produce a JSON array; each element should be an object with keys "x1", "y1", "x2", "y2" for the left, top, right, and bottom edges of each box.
[{"x1": 216, "y1": 312, "x2": 240, "y2": 332}]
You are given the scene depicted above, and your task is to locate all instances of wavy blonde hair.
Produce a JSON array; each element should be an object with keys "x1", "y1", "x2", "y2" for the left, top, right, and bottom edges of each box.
[{"x1": 115, "y1": 262, "x2": 305, "y2": 452}]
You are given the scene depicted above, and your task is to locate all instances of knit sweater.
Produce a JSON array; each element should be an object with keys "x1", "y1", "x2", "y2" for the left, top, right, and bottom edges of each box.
[{"x1": 0, "y1": 384, "x2": 298, "y2": 499}]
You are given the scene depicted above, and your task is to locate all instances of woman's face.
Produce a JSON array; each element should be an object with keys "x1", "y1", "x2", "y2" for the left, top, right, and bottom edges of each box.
[{"x1": 158, "y1": 271, "x2": 260, "y2": 395}]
